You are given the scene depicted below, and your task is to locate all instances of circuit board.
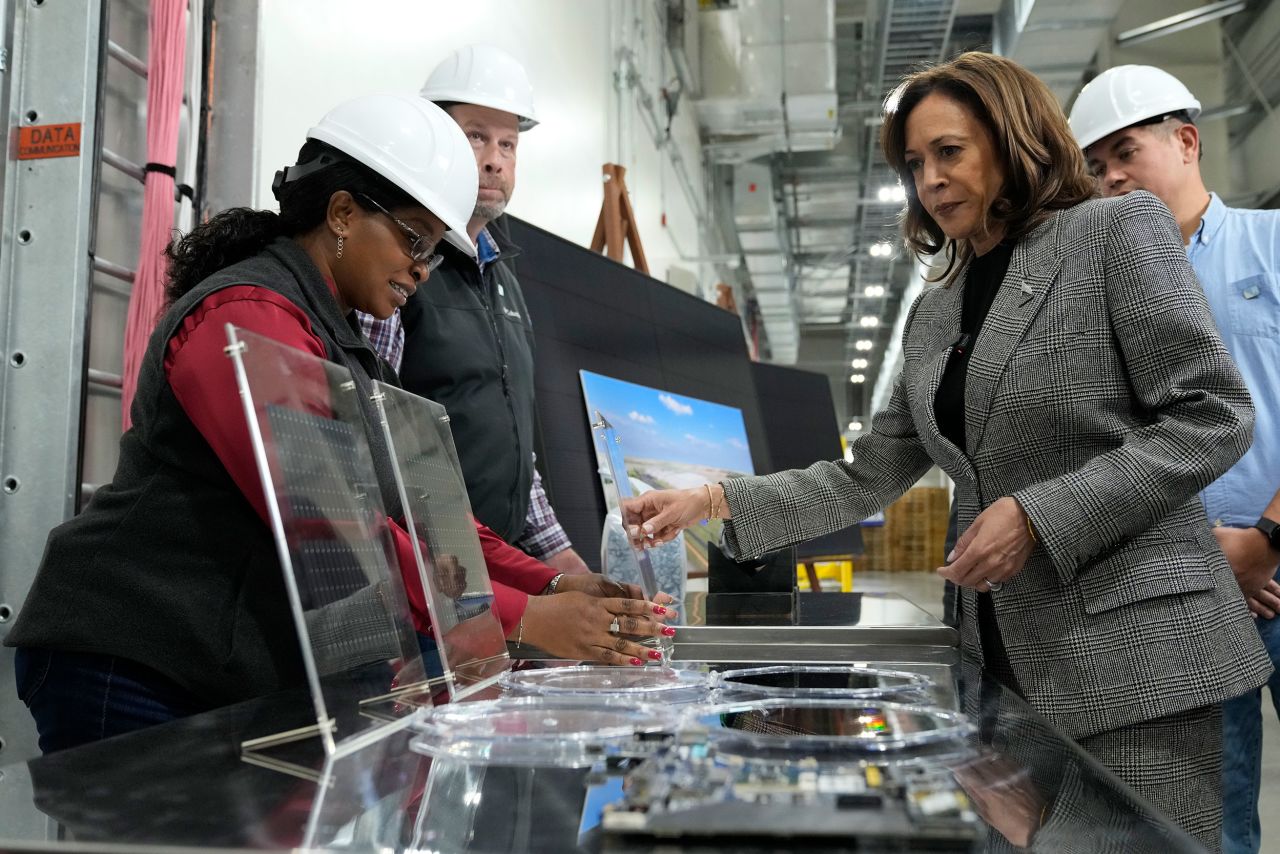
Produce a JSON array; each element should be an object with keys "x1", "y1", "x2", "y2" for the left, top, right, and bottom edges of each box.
[{"x1": 601, "y1": 731, "x2": 982, "y2": 851}]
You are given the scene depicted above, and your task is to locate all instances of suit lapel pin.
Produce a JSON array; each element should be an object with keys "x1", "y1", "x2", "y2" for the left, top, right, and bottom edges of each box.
[{"x1": 1018, "y1": 280, "x2": 1034, "y2": 306}]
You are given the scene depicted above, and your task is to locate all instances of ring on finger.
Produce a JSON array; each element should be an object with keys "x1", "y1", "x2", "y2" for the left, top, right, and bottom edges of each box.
[
  {"x1": 608, "y1": 617, "x2": 621, "y2": 634},
  {"x1": 985, "y1": 579, "x2": 1003, "y2": 592}
]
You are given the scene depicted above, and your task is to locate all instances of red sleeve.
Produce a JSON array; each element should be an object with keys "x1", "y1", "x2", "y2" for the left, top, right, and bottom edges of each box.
[
  {"x1": 164, "y1": 286, "x2": 326, "y2": 524},
  {"x1": 475, "y1": 520, "x2": 558, "y2": 594},
  {"x1": 389, "y1": 524, "x2": 529, "y2": 637}
]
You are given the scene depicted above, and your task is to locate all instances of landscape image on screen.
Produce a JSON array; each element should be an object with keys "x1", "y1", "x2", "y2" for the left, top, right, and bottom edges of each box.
[{"x1": 579, "y1": 370, "x2": 755, "y2": 573}]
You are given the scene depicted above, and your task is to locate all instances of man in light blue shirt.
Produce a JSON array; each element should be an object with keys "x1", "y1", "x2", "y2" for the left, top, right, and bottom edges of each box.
[{"x1": 1072, "y1": 65, "x2": 1280, "y2": 854}]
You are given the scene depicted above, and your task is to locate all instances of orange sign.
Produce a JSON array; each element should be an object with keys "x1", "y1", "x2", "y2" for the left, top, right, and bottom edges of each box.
[{"x1": 17, "y1": 123, "x2": 82, "y2": 160}]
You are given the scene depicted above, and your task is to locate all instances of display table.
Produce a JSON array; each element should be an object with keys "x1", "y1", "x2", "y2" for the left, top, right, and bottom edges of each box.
[{"x1": 0, "y1": 656, "x2": 1207, "y2": 853}]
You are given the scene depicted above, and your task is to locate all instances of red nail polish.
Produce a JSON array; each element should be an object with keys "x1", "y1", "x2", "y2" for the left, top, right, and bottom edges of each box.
[
  {"x1": 662, "y1": 626, "x2": 677, "y2": 637},
  {"x1": 629, "y1": 658, "x2": 644, "y2": 666},
  {"x1": 647, "y1": 650, "x2": 663, "y2": 660},
  {"x1": 653, "y1": 606, "x2": 668, "y2": 615}
]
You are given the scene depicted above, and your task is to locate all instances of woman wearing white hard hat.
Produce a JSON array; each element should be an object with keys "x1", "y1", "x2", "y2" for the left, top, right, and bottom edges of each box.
[{"x1": 7, "y1": 94, "x2": 674, "y2": 754}]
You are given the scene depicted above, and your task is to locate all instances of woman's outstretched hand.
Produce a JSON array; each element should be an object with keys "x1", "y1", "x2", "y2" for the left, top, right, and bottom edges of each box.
[
  {"x1": 622, "y1": 486, "x2": 717, "y2": 548},
  {"x1": 515, "y1": 591, "x2": 677, "y2": 666},
  {"x1": 552, "y1": 573, "x2": 679, "y2": 619}
]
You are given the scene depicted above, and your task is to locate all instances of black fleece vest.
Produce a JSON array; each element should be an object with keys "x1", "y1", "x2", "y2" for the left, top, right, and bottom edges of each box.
[{"x1": 7, "y1": 238, "x2": 400, "y2": 706}]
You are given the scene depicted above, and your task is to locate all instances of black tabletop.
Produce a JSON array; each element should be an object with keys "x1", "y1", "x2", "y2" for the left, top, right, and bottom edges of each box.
[{"x1": 0, "y1": 660, "x2": 1206, "y2": 853}]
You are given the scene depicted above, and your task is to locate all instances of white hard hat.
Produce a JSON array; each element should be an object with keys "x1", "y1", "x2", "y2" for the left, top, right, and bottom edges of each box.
[
  {"x1": 301, "y1": 93, "x2": 478, "y2": 257},
  {"x1": 420, "y1": 44, "x2": 539, "y2": 131},
  {"x1": 1069, "y1": 65, "x2": 1202, "y2": 151}
]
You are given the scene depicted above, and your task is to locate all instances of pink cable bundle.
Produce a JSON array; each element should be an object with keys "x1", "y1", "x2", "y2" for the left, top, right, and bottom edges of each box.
[{"x1": 120, "y1": 0, "x2": 188, "y2": 428}]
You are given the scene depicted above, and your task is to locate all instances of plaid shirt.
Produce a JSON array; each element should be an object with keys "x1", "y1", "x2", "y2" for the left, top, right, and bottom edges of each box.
[
  {"x1": 356, "y1": 310, "x2": 404, "y2": 374},
  {"x1": 515, "y1": 463, "x2": 573, "y2": 559}
]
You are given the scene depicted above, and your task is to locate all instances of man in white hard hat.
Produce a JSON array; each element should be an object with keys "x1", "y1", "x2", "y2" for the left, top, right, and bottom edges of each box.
[
  {"x1": 360, "y1": 45, "x2": 591, "y2": 578},
  {"x1": 1071, "y1": 64, "x2": 1280, "y2": 854}
]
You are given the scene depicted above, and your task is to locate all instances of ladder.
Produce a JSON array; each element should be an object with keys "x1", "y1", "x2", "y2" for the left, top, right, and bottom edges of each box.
[{"x1": 0, "y1": 0, "x2": 205, "y2": 765}]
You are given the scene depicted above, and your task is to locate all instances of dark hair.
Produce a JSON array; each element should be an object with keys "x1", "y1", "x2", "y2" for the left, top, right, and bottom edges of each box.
[
  {"x1": 881, "y1": 52, "x2": 1098, "y2": 284},
  {"x1": 164, "y1": 140, "x2": 419, "y2": 305},
  {"x1": 1151, "y1": 111, "x2": 1204, "y2": 160}
]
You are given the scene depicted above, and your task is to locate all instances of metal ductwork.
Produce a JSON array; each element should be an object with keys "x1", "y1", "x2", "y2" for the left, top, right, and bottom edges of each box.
[
  {"x1": 697, "y1": 0, "x2": 840, "y2": 165},
  {"x1": 734, "y1": 162, "x2": 799, "y2": 363},
  {"x1": 994, "y1": 0, "x2": 1125, "y2": 104}
]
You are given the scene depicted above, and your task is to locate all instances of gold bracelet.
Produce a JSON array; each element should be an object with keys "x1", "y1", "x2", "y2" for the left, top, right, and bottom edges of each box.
[
  {"x1": 1026, "y1": 515, "x2": 1038, "y2": 544},
  {"x1": 711, "y1": 484, "x2": 724, "y2": 520},
  {"x1": 516, "y1": 616, "x2": 525, "y2": 648},
  {"x1": 703, "y1": 483, "x2": 714, "y2": 522}
]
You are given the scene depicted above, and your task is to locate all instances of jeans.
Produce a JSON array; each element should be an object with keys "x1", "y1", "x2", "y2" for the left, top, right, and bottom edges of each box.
[
  {"x1": 1222, "y1": 575, "x2": 1280, "y2": 854},
  {"x1": 416, "y1": 632, "x2": 445, "y2": 679},
  {"x1": 14, "y1": 647, "x2": 207, "y2": 754}
]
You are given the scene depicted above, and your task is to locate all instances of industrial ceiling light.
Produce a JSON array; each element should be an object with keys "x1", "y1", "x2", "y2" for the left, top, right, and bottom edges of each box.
[
  {"x1": 851, "y1": 358, "x2": 868, "y2": 368},
  {"x1": 855, "y1": 339, "x2": 873, "y2": 351},
  {"x1": 868, "y1": 241, "x2": 894, "y2": 258},
  {"x1": 876, "y1": 185, "x2": 906, "y2": 203},
  {"x1": 859, "y1": 315, "x2": 878, "y2": 327},
  {"x1": 850, "y1": 374, "x2": 866, "y2": 383},
  {"x1": 848, "y1": 420, "x2": 864, "y2": 432},
  {"x1": 864, "y1": 285, "x2": 885, "y2": 297},
  {"x1": 1115, "y1": 0, "x2": 1246, "y2": 47}
]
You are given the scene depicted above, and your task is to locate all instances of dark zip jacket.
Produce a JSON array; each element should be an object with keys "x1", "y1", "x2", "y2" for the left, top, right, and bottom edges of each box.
[{"x1": 398, "y1": 216, "x2": 537, "y2": 543}]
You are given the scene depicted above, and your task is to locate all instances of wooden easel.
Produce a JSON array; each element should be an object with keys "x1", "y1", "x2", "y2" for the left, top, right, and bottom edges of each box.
[{"x1": 589, "y1": 163, "x2": 649, "y2": 274}]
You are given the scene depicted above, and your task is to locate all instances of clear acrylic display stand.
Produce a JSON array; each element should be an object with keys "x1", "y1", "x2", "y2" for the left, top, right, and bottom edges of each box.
[
  {"x1": 225, "y1": 327, "x2": 432, "y2": 762},
  {"x1": 365, "y1": 383, "x2": 699, "y2": 705},
  {"x1": 408, "y1": 698, "x2": 682, "y2": 849},
  {"x1": 498, "y1": 663, "x2": 709, "y2": 704},
  {"x1": 590, "y1": 411, "x2": 661, "y2": 601},
  {"x1": 302, "y1": 714, "x2": 427, "y2": 851},
  {"x1": 367, "y1": 381, "x2": 510, "y2": 702},
  {"x1": 713, "y1": 665, "x2": 933, "y2": 703},
  {"x1": 412, "y1": 696, "x2": 683, "y2": 766},
  {"x1": 683, "y1": 698, "x2": 975, "y2": 757}
]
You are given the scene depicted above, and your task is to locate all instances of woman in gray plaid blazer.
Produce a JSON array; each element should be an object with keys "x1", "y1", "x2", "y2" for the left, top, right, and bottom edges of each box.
[{"x1": 624, "y1": 53, "x2": 1271, "y2": 848}]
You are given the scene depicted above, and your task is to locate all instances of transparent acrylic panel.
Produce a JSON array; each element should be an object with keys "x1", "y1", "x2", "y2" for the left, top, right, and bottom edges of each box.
[
  {"x1": 226, "y1": 327, "x2": 430, "y2": 754},
  {"x1": 684, "y1": 698, "x2": 975, "y2": 755},
  {"x1": 500, "y1": 665, "x2": 709, "y2": 705},
  {"x1": 302, "y1": 716, "x2": 429, "y2": 851},
  {"x1": 412, "y1": 761, "x2": 592, "y2": 853},
  {"x1": 411, "y1": 698, "x2": 682, "y2": 767},
  {"x1": 589, "y1": 411, "x2": 661, "y2": 602},
  {"x1": 371, "y1": 381, "x2": 510, "y2": 701},
  {"x1": 714, "y1": 666, "x2": 933, "y2": 703}
]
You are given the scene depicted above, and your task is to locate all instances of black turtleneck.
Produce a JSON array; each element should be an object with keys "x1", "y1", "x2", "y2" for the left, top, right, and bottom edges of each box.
[
  {"x1": 933, "y1": 239, "x2": 1022, "y2": 695},
  {"x1": 934, "y1": 240, "x2": 1015, "y2": 452}
]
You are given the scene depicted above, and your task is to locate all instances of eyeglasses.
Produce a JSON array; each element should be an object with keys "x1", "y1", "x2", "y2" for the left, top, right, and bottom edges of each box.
[{"x1": 356, "y1": 193, "x2": 444, "y2": 272}]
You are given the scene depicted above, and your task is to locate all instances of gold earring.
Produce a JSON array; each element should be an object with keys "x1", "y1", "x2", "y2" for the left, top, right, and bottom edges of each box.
[{"x1": 336, "y1": 234, "x2": 344, "y2": 259}]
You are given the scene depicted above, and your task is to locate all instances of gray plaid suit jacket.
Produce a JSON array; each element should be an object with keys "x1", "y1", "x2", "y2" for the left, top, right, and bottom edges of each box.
[{"x1": 723, "y1": 191, "x2": 1272, "y2": 739}]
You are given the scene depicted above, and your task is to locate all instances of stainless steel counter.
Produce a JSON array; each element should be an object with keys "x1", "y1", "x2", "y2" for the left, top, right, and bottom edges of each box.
[{"x1": 674, "y1": 590, "x2": 959, "y2": 664}]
